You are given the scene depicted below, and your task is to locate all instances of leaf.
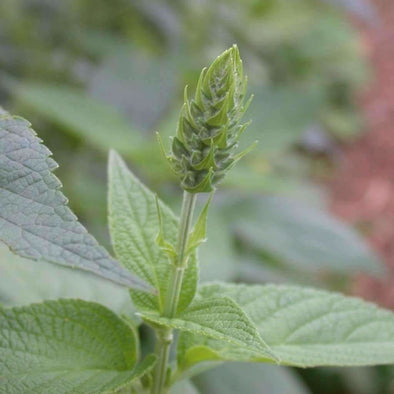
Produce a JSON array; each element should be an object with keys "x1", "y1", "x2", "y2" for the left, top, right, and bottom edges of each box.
[
  {"x1": 140, "y1": 296, "x2": 276, "y2": 362},
  {"x1": 0, "y1": 245, "x2": 134, "y2": 316},
  {"x1": 88, "y1": 49, "x2": 178, "y2": 130},
  {"x1": 179, "y1": 283, "x2": 394, "y2": 368},
  {"x1": 244, "y1": 86, "x2": 323, "y2": 155},
  {"x1": 0, "y1": 110, "x2": 149, "y2": 291},
  {"x1": 13, "y1": 83, "x2": 172, "y2": 184},
  {"x1": 14, "y1": 83, "x2": 145, "y2": 156},
  {"x1": 186, "y1": 193, "x2": 213, "y2": 255},
  {"x1": 233, "y1": 196, "x2": 384, "y2": 276},
  {"x1": 194, "y1": 362, "x2": 311, "y2": 394},
  {"x1": 155, "y1": 194, "x2": 177, "y2": 262},
  {"x1": 108, "y1": 150, "x2": 198, "y2": 313},
  {"x1": 0, "y1": 299, "x2": 156, "y2": 393}
]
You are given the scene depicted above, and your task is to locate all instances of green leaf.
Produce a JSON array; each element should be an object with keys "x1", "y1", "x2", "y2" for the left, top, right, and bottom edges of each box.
[
  {"x1": 233, "y1": 196, "x2": 384, "y2": 276},
  {"x1": 245, "y1": 86, "x2": 323, "y2": 155},
  {"x1": 0, "y1": 110, "x2": 149, "y2": 291},
  {"x1": 186, "y1": 193, "x2": 213, "y2": 255},
  {"x1": 140, "y1": 296, "x2": 277, "y2": 362},
  {"x1": 194, "y1": 362, "x2": 311, "y2": 394},
  {"x1": 0, "y1": 299, "x2": 156, "y2": 393},
  {"x1": 179, "y1": 283, "x2": 394, "y2": 368},
  {"x1": 155, "y1": 194, "x2": 177, "y2": 262},
  {"x1": 14, "y1": 83, "x2": 145, "y2": 156},
  {"x1": 89, "y1": 49, "x2": 177, "y2": 131},
  {"x1": 108, "y1": 150, "x2": 198, "y2": 313},
  {"x1": 13, "y1": 83, "x2": 174, "y2": 184},
  {"x1": 0, "y1": 245, "x2": 134, "y2": 316}
]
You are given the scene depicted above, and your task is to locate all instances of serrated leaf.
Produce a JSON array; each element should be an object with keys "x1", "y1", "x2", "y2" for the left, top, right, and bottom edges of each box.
[
  {"x1": 0, "y1": 299, "x2": 156, "y2": 393},
  {"x1": 0, "y1": 110, "x2": 149, "y2": 291},
  {"x1": 179, "y1": 283, "x2": 394, "y2": 369},
  {"x1": 194, "y1": 362, "x2": 311, "y2": 394},
  {"x1": 140, "y1": 296, "x2": 277, "y2": 362},
  {"x1": 108, "y1": 150, "x2": 198, "y2": 313}
]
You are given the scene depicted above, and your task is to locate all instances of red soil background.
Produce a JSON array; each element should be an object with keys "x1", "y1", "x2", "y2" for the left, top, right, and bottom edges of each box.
[{"x1": 330, "y1": 0, "x2": 394, "y2": 309}]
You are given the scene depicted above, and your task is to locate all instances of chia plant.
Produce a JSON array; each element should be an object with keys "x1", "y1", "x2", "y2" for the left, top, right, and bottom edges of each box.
[{"x1": 0, "y1": 46, "x2": 393, "y2": 394}]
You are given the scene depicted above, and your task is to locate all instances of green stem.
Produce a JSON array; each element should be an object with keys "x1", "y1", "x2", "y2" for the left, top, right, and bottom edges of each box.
[
  {"x1": 164, "y1": 192, "x2": 196, "y2": 317},
  {"x1": 151, "y1": 191, "x2": 196, "y2": 394},
  {"x1": 152, "y1": 327, "x2": 173, "y2": 394}
]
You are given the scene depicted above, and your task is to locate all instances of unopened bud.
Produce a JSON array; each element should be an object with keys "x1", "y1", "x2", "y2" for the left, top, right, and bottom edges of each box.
[{"x1": 161, "y1": 45, "x2": 253, "y2": 193}]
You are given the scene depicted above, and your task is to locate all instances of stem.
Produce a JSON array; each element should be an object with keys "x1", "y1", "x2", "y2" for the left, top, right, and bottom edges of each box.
[
  {"x1": 164, "y1": 192, "x2": 196, "y2": 317},
  {"x1": 151, "y1": 191, "x2": 196, "y2": 394},
  {"x1": 152, "y1": 327, "x2": 173, "y2": 394}
]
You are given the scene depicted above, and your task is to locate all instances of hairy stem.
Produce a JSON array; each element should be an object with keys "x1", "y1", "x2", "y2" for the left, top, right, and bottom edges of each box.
[
  {"x1": 151, "y1": 191, "x2": 196, "y2": 394},
  {"x1": 152, "y1": 327, "x2": 173, "y2": 394}
]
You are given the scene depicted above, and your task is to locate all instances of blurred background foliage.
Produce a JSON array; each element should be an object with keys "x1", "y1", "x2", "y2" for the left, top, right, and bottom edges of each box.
[{"x1": 0, "y1": 0, "x2": 392, "y2": 393}]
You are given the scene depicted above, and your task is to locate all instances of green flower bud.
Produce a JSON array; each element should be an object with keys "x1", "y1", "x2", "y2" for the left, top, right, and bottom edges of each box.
[{"x1": 160, "y1": 45, "x2": 254, "y2": 193}]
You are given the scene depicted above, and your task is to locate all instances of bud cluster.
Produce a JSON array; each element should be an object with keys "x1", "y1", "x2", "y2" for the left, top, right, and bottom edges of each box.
[{"x1": 163, "y1": 45, "x2": 253, "y2": 193}]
